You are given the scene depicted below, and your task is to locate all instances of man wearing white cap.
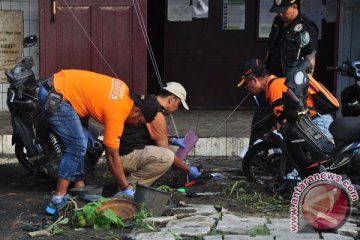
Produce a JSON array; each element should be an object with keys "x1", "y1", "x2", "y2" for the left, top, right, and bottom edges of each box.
[{"x1": 116, "y1": 82, "x2": 201, "y2": 192}]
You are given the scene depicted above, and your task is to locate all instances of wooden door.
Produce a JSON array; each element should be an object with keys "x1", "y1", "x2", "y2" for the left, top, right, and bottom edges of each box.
[{"x1": 39, "y1": 0, "x2": 147, "y2": 93}]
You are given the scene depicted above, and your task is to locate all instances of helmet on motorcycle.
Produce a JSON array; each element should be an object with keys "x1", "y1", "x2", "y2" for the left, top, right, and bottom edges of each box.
[
  {"x1": 6, "y1": 59, "x2": 37, "y2": 90},
  {"x1": 237, "y1": 58, "x2": 268, "y2": 88}
]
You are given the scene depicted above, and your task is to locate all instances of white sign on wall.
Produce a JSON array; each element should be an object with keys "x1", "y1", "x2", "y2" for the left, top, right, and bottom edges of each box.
[{"x1": 0, "y1": 10, "x2": 24, "y2": 83}]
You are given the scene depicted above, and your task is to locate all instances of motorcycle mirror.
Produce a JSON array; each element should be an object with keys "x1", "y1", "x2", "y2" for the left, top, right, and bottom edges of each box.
[{"x1": 23, "y1": 35, "x2": 37, "y2": 48}]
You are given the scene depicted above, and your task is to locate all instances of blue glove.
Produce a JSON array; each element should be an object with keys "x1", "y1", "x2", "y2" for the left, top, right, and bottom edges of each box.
[
  {"x1": 114, "y1": 186, "x2": 135, "y2": 198},
  {"x1": 188, "y1": 166, "x2": 202, "y2": 178},
  {"x1": 122, "y1": 187, "x2": 135, "y2": 196},
  {"x1": 170, "y1": 137, "x2": 186, "y2": 149}
]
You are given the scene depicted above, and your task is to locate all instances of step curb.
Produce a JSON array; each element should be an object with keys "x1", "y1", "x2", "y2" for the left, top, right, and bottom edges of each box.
[{"x1": 0, "y1": 134, "x2": 248, "y2": 158}]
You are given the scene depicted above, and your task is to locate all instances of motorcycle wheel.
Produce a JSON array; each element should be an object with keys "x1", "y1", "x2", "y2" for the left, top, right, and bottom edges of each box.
[
  {"x1": 242, "y1": 142, "x2": 289, "y2": 186},
  {"x1": 15, "y1": 141, "x2": 34, "y2": 170}
]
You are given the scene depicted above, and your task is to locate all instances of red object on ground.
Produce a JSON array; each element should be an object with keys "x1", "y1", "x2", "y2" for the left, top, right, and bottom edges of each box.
[{"x1": 185, "y1": 181, "x2": 196, "y2": 187}]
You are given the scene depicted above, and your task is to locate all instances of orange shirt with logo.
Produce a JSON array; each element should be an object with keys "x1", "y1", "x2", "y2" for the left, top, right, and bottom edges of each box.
[{"x1": 53, "y1": 69, "x2": 133, "y2": 148}]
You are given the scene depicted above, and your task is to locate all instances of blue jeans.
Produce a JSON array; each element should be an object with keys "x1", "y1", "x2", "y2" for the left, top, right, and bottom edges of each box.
[
  {"x1": 38, "y1": 86, "x2": 87, "y2": 181},
  {"x1": 312, "y1": 113, "x2": 334, "y2": 141}
]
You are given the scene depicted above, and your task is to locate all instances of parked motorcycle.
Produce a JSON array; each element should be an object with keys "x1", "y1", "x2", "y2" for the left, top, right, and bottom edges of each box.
[
  {"x1": 5, "y1": 36, "x2": 104, "y2": 182},
  {"x1": 242, "y1": 54, "x2": 360, "y2": 190},
  {"x1": 327, "y1": 60, "x2": 360, "y2": 117}
]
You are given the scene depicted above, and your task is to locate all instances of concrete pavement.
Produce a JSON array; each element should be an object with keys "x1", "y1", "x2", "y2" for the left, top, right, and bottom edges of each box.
[{"x1": 127, "y1": 203, "x2": 359, "y2": 239}]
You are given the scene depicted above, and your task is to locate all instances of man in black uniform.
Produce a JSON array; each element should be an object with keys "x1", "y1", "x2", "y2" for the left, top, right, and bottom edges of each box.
[
  {"x1": 266, "y1": 0, "x2": 318, "y2": 76},
  {"x1": 244, "y1": 0, "x2": 319, "y2": 148}
]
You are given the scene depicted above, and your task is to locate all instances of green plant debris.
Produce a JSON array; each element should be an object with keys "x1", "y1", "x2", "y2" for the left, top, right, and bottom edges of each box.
[
  {"x1": 266, "y1": 216, "x2": 272, "y2": 224},
  {"x1": 247, "y1": 224, "x2": 271, "y2": 236},
  {"x1": 157, "y1": 185, "x2": 171, "y2": 192},
  {"x1": 208, "y1": 213, "x2": 224, "y2": 236},
  {"x1": 27, "y1": 216, "x2": 70, "y2": 237},
  {"x1": 353, "y1": 200, "x2": 360, "y2": 210},
  {"x1": 73, "y1": 197, "x2": 124, "y2": 230},
  {"x1": 132, "y1": 203, "x2": 156, "y2": 232},
  {"x1": 226, "y1": 180, "x2": 290, "y2": 215}
]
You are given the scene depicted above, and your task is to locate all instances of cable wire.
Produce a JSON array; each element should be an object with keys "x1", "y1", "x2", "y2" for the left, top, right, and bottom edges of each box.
[{"x1": 62, "y1": 0, "x2": 119, "y2": 79}]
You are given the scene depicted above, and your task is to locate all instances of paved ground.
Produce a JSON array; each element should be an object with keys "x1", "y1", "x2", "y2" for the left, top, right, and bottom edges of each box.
[
  {"x1": 1, "y1": 110, "x2": 359, "y2": 239},
  {"x1": 0, "y1": 157, "x2": 359, "y2": 240}
]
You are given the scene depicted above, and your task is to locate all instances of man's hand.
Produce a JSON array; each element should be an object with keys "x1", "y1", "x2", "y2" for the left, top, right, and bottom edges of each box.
[
  {"x1": 170, "y1": 137, "x2": 186, "y2": 149},
  {"x1": 122, "y1": 187, "x2": 135, "y2": 196},
  {"x1": 113, "y1": 186, "x2": 135, "y2": 198},
  {"x1": 105, "y1": 146, "x2": 129, "y2": 190},
  {"x1": 188, "y1": 166, "x2": 202, "y2": 178}
]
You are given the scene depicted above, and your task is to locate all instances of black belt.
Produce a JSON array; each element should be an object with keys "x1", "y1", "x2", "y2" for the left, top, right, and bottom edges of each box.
[{"x1": 43, "y1": 76, "x2": 54, "y2": 91}]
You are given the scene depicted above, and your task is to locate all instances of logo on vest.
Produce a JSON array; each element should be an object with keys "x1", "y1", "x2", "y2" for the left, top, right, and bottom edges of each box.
[
  {"x1": 294, "y1": 23, "x2": 303, "y2": 32},
  {"x1": 110, "y1": 78, "x2": 126, "y2": 101}
]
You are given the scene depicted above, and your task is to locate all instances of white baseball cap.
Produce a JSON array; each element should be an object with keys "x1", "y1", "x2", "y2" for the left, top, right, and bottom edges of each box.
[{"x1": 163, "y1": 82, "x2": 189, "y2": 110}]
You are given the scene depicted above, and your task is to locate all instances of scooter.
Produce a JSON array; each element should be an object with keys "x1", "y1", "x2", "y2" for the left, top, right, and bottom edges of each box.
[
  {"x1": 5, "y1": 36, "x2": 104, "y2": 183},
  {"x1": 241, "y1": 55, "x2": 360, "y2": 190},
  {"x1": 327, "y1": 60, "x2": 360, "y2": 117}
]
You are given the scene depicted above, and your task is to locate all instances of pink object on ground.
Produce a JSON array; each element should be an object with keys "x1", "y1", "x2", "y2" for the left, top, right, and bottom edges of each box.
[{"x1": 175, "y1": 130, "x2": 198, "y2": 161}]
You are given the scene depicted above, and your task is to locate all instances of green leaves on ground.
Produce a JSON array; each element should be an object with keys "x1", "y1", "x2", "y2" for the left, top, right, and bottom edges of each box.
[
  {"x1": 157, "y1": 185, "x2": 171, "y2": 192},
  {"x1": 132, "y1": 203, "x2": 156, "y2": 232},
  {"x1": 73, "y1": 197, "x2": 124, "y2": 230},
  {"x1": 227, "y1": 180, "x2": 290, "y2": 215}
]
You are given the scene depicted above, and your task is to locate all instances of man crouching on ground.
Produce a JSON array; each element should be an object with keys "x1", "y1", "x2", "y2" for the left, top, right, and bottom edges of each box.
[{"x1": 117, "y1": 82, "x2": 202, "y2": 193}]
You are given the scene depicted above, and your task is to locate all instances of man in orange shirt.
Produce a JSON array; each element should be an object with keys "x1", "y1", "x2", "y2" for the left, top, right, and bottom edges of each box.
[
  {"x1": 237, "y1": 59, "x2": 337, "y2": 178},
  {"x1": 38, "y1": 69, "x2": 159, "y2": 215},
  {"x1": 118, "y1": 82, "x2": 202, "y2": 188},
  {"x1": 237, "y1": 59, "x2": 334, "y2": 140}
]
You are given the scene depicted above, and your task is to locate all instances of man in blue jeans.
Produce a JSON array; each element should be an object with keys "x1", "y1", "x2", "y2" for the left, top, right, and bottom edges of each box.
[{"x1": 38, "y1": 70, "x2": 160, "y2": 215}]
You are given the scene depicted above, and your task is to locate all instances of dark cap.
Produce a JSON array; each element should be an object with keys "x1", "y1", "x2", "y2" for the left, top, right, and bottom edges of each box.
[
  {"x1": 237, "y1": 58, "x2": 267, "y2": 88},
  {"x1": 130, "y1": 91, "x2": 161, "y2": 122},
  {"x1": 270, "y1": 0, "x2": 296, "y2": 13}
]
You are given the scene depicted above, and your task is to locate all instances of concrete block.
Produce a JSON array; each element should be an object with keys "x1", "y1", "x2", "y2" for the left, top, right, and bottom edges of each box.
[
  {"x1": 204, "y1": 236, "x2": 273, "y2": 240},
  {"x1": 321, "y1": 232, "x2": 354, "y2": 239},
  {"x1": 166, "y1": 226, "x2": 211, "y2": 237},
  {"x1": 216, "y1": 214, "x2": 267, "y2": 234},
  {"x1": 193, "y1": 138, "x2": 248, "y2": 157},
  {"x1": 128, "y1": 230, "x2": 176, "y2": 240},
  {"x1": 167, "y1": 215, "x2": 215, "y2": 228}
]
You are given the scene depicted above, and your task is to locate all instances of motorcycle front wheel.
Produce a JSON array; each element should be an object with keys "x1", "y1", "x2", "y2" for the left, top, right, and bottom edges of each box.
[{"x1": 242, "y1": 142, "x2": 290, "y2": 186}]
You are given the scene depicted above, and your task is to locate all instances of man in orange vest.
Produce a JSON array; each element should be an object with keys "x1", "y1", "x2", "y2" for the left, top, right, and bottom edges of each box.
[
  {"x1": 237, "y1": 58, "x2": 336, "y2": 140},
  {"x1": 38, "y1": 69, "x2": 160, "y2": 215}
]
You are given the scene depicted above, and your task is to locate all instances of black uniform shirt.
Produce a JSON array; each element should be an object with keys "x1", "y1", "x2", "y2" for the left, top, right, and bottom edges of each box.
[{"x1": 267, "y1": 13, "x2": 318, "y2": 77}]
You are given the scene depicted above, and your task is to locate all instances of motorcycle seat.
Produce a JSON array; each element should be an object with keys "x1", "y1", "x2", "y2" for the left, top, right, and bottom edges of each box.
[{"x1": 329, "y1": 116, "x2": 360, "y2": 146}]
